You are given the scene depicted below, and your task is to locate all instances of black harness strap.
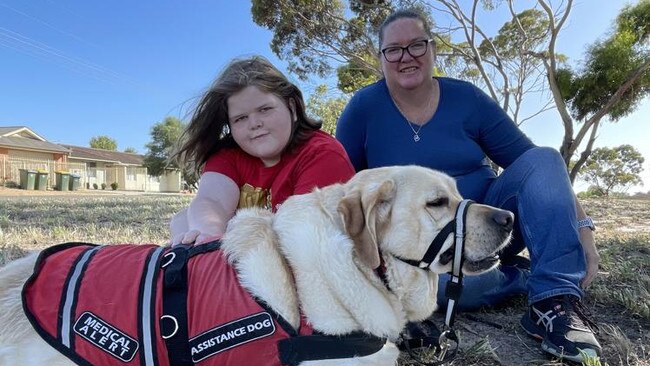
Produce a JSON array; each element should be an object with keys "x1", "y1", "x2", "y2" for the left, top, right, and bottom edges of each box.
[
  {"x1": 394, "y1": 221, "x2": 455, "y2": 269},
  {"x1": 159, "y1": 240, "x2": 224, "y2": 366},
  {"x1": 187, "y1": 239, "x2": 222, "y2": 257},
  {"x1": 160, "y1": 245, "x2": 193, "y2": 366},
  {"x1": 278, "y1": 331, "x2": 386, "y2": 366}
]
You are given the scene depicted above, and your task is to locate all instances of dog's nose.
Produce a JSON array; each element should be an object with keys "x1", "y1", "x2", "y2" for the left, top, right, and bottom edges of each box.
[{"x1": 492, "y1": 210, "x2": 514, "y2": 231}]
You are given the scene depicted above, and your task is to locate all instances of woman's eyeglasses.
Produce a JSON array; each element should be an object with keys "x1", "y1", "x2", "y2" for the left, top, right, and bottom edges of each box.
[{"x1": 380, "y1": 39, "x2": 434, "y2": 63}]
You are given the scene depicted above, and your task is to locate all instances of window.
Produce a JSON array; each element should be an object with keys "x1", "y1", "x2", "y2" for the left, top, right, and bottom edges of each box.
[
  {"x1": 126, "y1": 167, "x2": 137, "y2": 181},
  {"x1": 87, "y1": 162, "x2": 97, "y2": 178}
]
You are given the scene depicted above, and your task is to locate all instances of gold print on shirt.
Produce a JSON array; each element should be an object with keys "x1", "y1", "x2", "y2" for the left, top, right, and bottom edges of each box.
[{"x1": 239, "y1": 183, "x2": 272, "y2": 210}]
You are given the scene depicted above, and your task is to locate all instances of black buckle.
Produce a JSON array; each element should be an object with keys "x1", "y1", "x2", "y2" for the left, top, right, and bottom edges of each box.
[{"x1": 444, "y1": 279, "x2": 463, "y2": 301}]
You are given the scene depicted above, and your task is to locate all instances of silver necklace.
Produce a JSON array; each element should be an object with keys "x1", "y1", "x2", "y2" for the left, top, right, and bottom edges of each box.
[{"x1": 390, "y1": 93, "x2": 433, "y2": 142}]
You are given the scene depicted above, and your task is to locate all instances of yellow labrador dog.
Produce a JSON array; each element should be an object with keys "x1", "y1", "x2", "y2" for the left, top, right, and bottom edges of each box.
[{"x1": 0, "y1": 166, "x2": 513, "y2": 366}]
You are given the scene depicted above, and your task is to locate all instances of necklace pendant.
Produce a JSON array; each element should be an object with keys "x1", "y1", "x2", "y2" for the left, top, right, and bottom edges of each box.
[{"x1": 413, "y1": 134, "x2": 420, "y2": 142}]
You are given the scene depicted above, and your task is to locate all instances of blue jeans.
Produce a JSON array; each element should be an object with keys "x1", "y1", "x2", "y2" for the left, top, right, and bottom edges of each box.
[{"x1": 437, "y1": 147, "x2": 587, "y2": 310}]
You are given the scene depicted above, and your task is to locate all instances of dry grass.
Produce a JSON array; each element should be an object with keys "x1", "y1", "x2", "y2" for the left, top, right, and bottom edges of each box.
[
  {"x1": 0, "y1": 194, "x2": 191, "y2": 262},
  {"x1": 0, "y1": 194, "x2": 648, "y2": 365}
]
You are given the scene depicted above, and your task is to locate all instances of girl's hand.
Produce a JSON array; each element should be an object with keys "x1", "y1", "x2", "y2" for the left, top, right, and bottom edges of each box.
[
  {"x1": 171, "y1": 230, "x2": 200, "y2": 247},
  {"x1": 171, "y1": 230, "x2": 221, "y2": 247}
]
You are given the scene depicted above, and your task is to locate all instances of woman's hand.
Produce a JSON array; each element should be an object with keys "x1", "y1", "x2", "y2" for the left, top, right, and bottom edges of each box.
[{"x1": 579, "y1": 227, "x2": 599, "y2": 288}]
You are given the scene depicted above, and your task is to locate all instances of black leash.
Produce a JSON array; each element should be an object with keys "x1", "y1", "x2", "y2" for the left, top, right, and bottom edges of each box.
[{"x1": 393, "y1": 199, "x2": 474, "y2": 365}]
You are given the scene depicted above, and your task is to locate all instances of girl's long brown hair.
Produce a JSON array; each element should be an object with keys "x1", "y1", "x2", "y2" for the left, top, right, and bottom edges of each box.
[{"x1": 174, "y1": 56, "x2": 321, "y2": 175}]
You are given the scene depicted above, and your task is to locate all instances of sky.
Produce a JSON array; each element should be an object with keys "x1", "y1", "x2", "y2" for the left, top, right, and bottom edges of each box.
[{"x1": 1, "y1": 0, "x2": 648, "y2": 193}]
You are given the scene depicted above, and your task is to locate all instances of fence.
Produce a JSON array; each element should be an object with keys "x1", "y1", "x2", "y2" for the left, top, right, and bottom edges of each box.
[{"x1": 1, "y1": 156, "x2": 86, "y2": 189}]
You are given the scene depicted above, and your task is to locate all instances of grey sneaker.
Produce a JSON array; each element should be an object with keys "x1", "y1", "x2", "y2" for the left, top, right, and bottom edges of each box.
[{"x1": 521, "y1": 295, "x2": 601, "y2": 362}]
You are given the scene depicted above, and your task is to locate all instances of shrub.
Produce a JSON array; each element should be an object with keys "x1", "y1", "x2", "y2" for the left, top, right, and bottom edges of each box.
[
  {"x1": 93, "y1": 183, "x2": 98, "y2": 190},
  {"x1": 101, "y1": 183, "x2": 107, "y2": 190},
  {"x1": 4, "y1": 180, "x2": 19, "y2": 188},
  {"x1": 110, "y1": 182, "x2": 118, "y2": 191}
]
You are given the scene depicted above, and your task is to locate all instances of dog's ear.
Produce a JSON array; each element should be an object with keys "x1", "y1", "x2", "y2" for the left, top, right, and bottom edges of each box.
[{"x1": 337, "y1": 179, "x2": 396, "y2": 269}]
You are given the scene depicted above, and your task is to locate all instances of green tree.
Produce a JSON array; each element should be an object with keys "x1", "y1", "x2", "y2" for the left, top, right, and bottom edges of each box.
[
  {"x1": 143, "y1": 117, "x2": 197, "y2": 187},
  {"x1": 251, "y1": 0, "x2": 388, "y2": 83},
  {"x1": 579, "y1": 145, "x2": 645, "y2": 196},
  {"x1": 553, "y1": 0, "x2": 650, "y2": 181},
  {"x1": 123, "y1": 147, "x2": 138, "y2": 154},
  {"x1": 89, "y1": 135, "x2": 117, "y2": 151},
  {"x1": 306, "y1": 85, "x2": 350, "y2": 135}
]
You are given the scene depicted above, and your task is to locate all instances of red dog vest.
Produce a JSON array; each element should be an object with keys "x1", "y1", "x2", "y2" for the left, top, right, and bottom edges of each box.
[{"x1": 22, "y1": 242, "x2": 314, "y2": 366}]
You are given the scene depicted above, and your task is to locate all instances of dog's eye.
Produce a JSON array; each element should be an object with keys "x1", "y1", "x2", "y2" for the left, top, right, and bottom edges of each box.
[{"x1": 426, "y1": 197, "x2": 448, "y2": 207}]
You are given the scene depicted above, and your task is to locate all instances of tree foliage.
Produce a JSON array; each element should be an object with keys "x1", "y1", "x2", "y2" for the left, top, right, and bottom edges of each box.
[
  {"x1": 251, "y1": 0, "x2": 389, "y2": 83},
  {"x1": 123, "y1": 147, "x2": 138, "y2": 154},
  {"x1": 89, "y1": 135, "x2": 117, "y2": 151},
  {"x1": 554, "y1": 0, "x2": 650, "y2": 181},
  {"x1": 143, "y1": 117, "x2": 197, "y2": 187},
  {"x1": 579, "y1": 145, "x2": 645, "y2": 196},
  {"x1": 306, "y1": 85, "x2": 350, "y2": 135},
  {"x1": 252, "y1": 0, "x2": 650, "y2": 185}
]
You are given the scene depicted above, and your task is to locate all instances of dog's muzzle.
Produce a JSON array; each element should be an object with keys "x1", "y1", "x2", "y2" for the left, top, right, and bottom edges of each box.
[{"x1": 393, "y1": 199, "x2": 474, "y2": 271}]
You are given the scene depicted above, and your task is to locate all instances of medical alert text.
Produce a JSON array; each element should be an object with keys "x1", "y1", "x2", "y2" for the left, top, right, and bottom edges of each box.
[{"x1": 73, "y1": 312, "x2": 138, "y2": 362}]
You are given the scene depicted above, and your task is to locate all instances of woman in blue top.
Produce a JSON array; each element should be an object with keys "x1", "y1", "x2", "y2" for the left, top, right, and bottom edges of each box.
[{"x1": 335, "y1": 8, "x2": 600, "y2": 363}]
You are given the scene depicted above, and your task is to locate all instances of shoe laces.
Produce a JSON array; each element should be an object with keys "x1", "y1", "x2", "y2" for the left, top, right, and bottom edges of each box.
[{"x1": 568, "y1": 297, "x2": 600, "y2": 334}]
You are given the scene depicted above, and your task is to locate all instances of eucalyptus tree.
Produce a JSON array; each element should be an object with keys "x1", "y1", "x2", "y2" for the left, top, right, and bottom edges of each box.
[
  {"x1": 579, "y1": 145, "x2": 645, "y2": 196},
  {"x1": 306, "y1": 85, "x2": 350, "y2": 135},
  {"x1": 553, "y1": 1, "x2": 650, "y2": 181}
]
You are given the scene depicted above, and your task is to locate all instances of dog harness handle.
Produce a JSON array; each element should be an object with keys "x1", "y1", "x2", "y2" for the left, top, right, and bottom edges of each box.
[{"x1": 277, "y1": 331, "x2": 386, "y2": 366}]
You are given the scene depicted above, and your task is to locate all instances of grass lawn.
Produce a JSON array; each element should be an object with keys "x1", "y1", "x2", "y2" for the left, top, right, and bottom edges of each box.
[{"x1": 0, "y1": 194, "x2": 648, "y2": 365}]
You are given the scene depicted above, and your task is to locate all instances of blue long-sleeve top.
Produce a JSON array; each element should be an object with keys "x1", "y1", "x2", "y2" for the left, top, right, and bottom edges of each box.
[{"x1": 336, "y1": 77, "x2": 536, "y2": 201}]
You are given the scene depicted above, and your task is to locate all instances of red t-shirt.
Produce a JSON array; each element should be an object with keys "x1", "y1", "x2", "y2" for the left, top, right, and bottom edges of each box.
[{"x1": 204, "y1": 130, "x2": 355, "y2": 212}]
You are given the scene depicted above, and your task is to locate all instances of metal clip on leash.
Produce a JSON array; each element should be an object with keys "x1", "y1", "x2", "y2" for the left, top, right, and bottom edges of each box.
[
  {"x1": 402, "y1": 326, "x2": 458, "y2": 366},
  {"x1": 436, "y1": 328, "x2": 458, "y2": 362}
]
